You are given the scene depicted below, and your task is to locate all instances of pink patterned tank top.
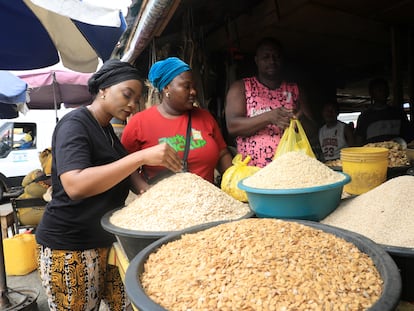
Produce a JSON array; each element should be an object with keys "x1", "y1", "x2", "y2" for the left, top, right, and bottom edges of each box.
[{"x1": 236, "y1": 77, "x2": 299, "y2": 167}]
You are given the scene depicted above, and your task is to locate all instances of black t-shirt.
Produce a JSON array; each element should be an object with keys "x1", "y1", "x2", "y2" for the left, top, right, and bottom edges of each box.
[
  {"x1": 355, "y1": 105, "x2": 414, "y2": 144},
  {"x1": 36, "y1": 107, "x2": 130, "y2": 250}
]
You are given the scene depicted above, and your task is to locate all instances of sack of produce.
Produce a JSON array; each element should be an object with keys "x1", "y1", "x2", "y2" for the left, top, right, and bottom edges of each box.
[{"x1": 221, "y1": 154, "x2": 260, "y2": 202}]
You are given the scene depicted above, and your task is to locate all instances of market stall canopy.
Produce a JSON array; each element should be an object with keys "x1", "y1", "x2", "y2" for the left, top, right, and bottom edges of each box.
[
  {"x1": 117, "y1": 0, "x2": 414, "y2": 111},
  {"x1": 120, "y1": 0, "x2": 179, "y2": 64},
  {"x1": 0, "y1": 71, "x2": 29, "y2": 119},
  {"x1": 17, "y1": 69, "x2": 93, "y2": 110},
  {"x1": 0, "y1": 0, "x2": 127, "y2": 73}
]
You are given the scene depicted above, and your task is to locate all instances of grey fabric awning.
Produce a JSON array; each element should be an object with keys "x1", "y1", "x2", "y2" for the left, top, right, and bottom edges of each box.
[{"x1": 120, "y1": 0, "x2": 180, "y2": 63}]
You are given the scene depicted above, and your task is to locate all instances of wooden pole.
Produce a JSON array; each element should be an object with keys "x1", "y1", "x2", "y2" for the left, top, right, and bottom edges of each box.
[{"x1": 391, "y1": 26, "x2": 404, "y2": 108}]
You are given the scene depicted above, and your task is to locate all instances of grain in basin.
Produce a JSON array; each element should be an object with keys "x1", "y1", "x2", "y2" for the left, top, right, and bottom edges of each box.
[
  {"x1": 243, "y1": 151, "x2": 345, "y2": 189},
  {"x1": 110, "y1": 172, "x2": 250, "y2": 231}
]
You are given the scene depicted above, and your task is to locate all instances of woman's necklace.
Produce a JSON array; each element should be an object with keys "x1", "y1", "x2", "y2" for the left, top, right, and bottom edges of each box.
[
  {"x1": 87, "y1": 106, "x2": 114, "y2": 148},
  {"x1": 101, "y1": 125, "x2": 114, "y2": 148}
]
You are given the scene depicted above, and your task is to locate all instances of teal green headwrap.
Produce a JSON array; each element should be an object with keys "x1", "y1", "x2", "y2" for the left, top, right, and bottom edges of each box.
[{"x1": 148, "y1": 57, "x2": 191, "y2": 91}]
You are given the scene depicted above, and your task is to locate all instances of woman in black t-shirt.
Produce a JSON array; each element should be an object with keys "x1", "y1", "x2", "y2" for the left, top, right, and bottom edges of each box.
[{"x1": 35, "y1": 60, "x2": 182, "y2": 311}]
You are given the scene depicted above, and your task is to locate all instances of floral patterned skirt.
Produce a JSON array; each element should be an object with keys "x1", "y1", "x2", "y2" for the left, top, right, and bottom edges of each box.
[{"x1": 37, "y1": 245, "x2": 127, "y2": 311}]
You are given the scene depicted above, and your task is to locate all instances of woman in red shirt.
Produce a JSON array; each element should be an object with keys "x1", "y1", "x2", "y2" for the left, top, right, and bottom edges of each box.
[{"x1": 122, "y1": 57, "x2": 232, "y2": 191}]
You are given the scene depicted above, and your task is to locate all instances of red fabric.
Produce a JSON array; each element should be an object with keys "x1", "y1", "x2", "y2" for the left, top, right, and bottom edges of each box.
[{"x1": 122, "y1": 106, "x2": 227, "y2": 183}]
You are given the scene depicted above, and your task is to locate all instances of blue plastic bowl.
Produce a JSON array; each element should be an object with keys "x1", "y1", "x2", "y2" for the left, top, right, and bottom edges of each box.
[{"x1": 238, "y1": 172, "x2": 351, "y2": 221}]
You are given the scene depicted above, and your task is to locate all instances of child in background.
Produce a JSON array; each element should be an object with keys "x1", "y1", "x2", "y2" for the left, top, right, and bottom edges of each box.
[{"x1": 319, "y1": 101, "x2": 355, "y2": 161}]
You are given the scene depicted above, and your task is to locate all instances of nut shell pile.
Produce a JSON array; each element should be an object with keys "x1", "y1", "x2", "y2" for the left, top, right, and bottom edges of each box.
[
  {"x1": 325, "y1": 141, "x2": 410, "y2": 168},
  {"x1": 141, "y1": 218, "x2": 383, "y2": 311},
  {"x1": 364, "y1": 141, "x2": 409, "y2": 167}
]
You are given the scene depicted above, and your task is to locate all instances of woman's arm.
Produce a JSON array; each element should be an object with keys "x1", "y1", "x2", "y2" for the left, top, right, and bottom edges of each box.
[
  {"x1": 60, "y1": 143, "x2": 182, "y2": 200},
  {"x1": 216, "y1": 147, "x2": 233, "y2": 175},
  {"x1": 129, "y1": 170, "x2": 150, "y2": 194}
]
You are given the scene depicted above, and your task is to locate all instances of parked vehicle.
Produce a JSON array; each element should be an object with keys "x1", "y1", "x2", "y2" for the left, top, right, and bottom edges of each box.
[{"x1": 0, "y1": 109, "x2": 71, "y2": 201}]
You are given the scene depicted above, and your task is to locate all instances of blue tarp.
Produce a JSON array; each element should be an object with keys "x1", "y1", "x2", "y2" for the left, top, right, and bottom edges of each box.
[
  {"x1": 0, "y1": 71, "x2": 28, "y2": 119},
  {"x1": 0, "y1": 71, "x2": 28, "y2": 105}
]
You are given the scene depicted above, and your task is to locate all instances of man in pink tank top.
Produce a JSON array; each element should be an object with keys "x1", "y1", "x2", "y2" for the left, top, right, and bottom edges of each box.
[{"x1": 225, "y1": 37, "x2": 299, "y2": 167}]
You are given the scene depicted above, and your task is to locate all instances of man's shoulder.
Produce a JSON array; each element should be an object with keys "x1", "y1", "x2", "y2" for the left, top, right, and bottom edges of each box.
[
  {"x1": 59, "y1": 106, "x2": 88, "y2": 122},
  {"x1": 366, "y1": 105, "x2": 402, "y2": 116},
  {"x1": 227, "y1": 79, "x2": 246, "y2": 93},
  {"x1": 243, "y1": 76, "x2": 256, "y2": 82}
]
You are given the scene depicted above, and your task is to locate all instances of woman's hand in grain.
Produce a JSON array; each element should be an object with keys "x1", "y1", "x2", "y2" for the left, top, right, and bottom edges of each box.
[{"x1": 140, "y1": 143, "x2": 183, "y2": 172}]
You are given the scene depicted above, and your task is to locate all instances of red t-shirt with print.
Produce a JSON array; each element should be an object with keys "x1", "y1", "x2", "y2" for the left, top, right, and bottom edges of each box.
[{"x1": 121, "y1": 106, "x2": 227, "y2": 183}]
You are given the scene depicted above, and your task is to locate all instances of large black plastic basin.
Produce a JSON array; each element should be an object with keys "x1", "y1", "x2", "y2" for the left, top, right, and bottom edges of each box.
[
  {"x1": 101, "y1": 207, "x2": 254, "y2": 260},
  {"x1": 381, "y1": 244, "x2": 414, "y2": 301},
  {"x1": 125, "y1": 219, "x2": 402, "y2": 311}
]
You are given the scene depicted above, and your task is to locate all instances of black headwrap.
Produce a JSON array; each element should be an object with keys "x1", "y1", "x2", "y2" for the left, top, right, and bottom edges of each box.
[{"x1": 88, "y1": 59, "x2": 142, "y2": 95}]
